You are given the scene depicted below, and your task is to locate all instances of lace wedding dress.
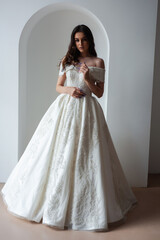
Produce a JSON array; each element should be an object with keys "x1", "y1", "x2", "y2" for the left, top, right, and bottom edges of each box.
[{"x1": 1, "y1": 63, "x2": 137, "y2": 231}]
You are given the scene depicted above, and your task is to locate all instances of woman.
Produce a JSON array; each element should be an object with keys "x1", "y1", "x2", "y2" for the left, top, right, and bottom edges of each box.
[{"x1": 1, "y1": 24, "x2": 137, "y2": 232}]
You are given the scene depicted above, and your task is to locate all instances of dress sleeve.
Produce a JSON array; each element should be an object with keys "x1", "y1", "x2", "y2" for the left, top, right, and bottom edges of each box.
[
  {"x1": 89, "y1": 68, "x2": 105, "y2": 83},
  {"x1": 58, "y1": 62, "x2": 66, "y2": 76}
]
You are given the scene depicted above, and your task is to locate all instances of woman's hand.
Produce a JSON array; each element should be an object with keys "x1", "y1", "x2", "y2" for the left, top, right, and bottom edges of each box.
[
  {"x1": 67, "y1": 87, "x2": 86, "y2": 98},
  {"x1": 79, "y1": 62, "x2": 90, "y2": 82}
]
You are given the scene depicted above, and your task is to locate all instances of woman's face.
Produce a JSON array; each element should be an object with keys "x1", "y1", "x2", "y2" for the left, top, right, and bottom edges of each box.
[{"x1": 74, "y1": 32, "x2": 89, "y2": 54}]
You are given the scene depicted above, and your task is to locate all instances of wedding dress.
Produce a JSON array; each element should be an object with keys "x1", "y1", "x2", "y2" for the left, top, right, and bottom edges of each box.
[{"x1": 1, "y1": 62, "x2": 137, "y2": 231}]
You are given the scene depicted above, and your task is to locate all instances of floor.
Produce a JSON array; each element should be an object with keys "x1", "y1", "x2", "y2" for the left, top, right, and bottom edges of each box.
[{"x1": 0, "y1": 174, "x2": 160, "y2": 240}]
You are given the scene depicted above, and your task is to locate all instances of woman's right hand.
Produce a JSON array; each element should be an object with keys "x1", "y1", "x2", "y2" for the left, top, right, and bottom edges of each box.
[{"x1": 68, "y1": 87, "x2": 86, "y2": 98}]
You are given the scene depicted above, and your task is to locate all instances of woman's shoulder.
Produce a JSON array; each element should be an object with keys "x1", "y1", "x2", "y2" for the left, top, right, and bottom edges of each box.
[
  {"x1": 94, "y1": 57, "x2": 105, "y2": 69},
  {"x1": 89, "y1": 58, "x2": 105, "y2": 83}
]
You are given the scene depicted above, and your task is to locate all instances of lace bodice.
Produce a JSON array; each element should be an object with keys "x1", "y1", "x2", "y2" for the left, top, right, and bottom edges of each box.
[{"x1": 58, "y1": 63, "x2": 105, "y2": 96}]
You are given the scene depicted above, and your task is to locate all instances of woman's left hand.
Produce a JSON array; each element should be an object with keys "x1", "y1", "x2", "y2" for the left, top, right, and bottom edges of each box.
[{"x1": 79, "y1": 62, "x2": 90, "y2": 82}]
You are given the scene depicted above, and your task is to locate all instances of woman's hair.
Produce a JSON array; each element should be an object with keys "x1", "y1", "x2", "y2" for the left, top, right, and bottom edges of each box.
[{"x1": 59, "y1": 24, "x2": 97, "y2": 70}]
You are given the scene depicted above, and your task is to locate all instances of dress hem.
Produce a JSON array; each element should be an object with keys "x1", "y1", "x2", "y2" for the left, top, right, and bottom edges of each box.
[{"x1": 1, "y1": 190, "x2": 138, "y2": 232}]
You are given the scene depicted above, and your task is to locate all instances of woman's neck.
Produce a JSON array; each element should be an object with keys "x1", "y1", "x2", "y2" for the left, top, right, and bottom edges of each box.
[
  {"x1": 78, "y1": 55, "x2": 92, "y2": 62},
  {"x1": 79, "y1": 52, "x2": 91, "y2": 58}
]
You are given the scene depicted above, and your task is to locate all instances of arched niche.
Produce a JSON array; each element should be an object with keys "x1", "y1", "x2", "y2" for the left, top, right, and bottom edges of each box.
[{"x1": 19, "y1": 2, "x2": 110, "y2": 158}]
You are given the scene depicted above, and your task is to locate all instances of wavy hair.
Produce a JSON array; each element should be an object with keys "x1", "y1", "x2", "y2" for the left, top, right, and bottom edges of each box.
[{"x1": 59, "y1": 24, "x2": 97, "y2": 70}]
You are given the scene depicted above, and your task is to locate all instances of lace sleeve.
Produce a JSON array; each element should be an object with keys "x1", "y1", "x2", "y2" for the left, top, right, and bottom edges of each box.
[
  {"x1": 58, "y1": 62, "x2": 66, "y2": 76},
  {"x1": 89, "y1": 68, "x2": 105, "y2": 83}
]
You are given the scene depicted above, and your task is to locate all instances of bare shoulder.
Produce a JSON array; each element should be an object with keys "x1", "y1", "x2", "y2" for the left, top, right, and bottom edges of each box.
[{"x1": 95, "y1": 57, "x2": 105, "y2": 69}]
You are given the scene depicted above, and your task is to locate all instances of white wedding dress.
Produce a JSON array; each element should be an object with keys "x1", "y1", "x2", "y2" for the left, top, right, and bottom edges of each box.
[{"x1": 1, "y1": 63, "x2": 137, "y2": 231}]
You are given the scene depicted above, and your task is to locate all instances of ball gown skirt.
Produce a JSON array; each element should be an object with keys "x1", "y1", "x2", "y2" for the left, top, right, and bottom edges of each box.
[{"x1": 1, "y1": 63, "x2": 137, "y2": 231}]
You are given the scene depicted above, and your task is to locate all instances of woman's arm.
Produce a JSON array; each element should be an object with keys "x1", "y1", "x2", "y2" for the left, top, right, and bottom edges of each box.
[
  {"x1": 83, "y1": 58, "x2": 105, "y2": 98},
  {"x1": 56, "y1": 73, "x2": 71, "y2": 94},
  {"x1": 84, "y1": 80, "x2": 104, "y2": 98},
  {"x1": 56, "y1": 72, "x2": 86, "y2": 98}
]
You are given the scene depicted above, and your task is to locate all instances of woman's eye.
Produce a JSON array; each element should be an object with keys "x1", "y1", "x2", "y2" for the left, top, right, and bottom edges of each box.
[{"x1": 75, "y1": 39, "x2": 87, "y2": 42}]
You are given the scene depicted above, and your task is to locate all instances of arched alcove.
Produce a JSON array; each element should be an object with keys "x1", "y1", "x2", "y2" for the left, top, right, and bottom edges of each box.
[{"x1": 19, "y1": 2, "x2": 110, "y2": 158}]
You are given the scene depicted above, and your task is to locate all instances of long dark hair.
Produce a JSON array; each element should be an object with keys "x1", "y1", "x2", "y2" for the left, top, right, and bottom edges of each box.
[{"x1": 59, "y1": 24, "x2": 97, "y2": 70}]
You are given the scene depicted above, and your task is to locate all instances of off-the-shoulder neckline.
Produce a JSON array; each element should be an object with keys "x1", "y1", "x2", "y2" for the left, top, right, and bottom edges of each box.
[
  {"x1": 88, "y1": 66, "x2": 105, "y2": 70},
  {"x1": 68, "y1": 64, "x2": 105, "y2": 71}
]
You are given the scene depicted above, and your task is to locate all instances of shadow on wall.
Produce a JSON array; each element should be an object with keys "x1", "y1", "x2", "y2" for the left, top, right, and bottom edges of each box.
[{"x1": 19, "y1": 2, "x2": 109, "y2": 159}]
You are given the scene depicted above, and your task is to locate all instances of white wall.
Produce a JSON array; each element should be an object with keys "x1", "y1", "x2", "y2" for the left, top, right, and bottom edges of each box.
[{"x1": 0, "y1": 0, "x2": 158, "y2": 187}]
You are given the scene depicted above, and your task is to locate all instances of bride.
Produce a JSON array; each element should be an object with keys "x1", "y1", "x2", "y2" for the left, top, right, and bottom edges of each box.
[{"x1": 1, "y1": 24, "x2": 137, "y2": 232}]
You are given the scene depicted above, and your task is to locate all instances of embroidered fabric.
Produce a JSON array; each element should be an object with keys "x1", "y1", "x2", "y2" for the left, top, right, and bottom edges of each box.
[
  {"x1": 59, "y1": 63, "x2": 105, "y2": 81},
  {"x1": 1, "y1": 62, "x2": 137, "y2": 231}
]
